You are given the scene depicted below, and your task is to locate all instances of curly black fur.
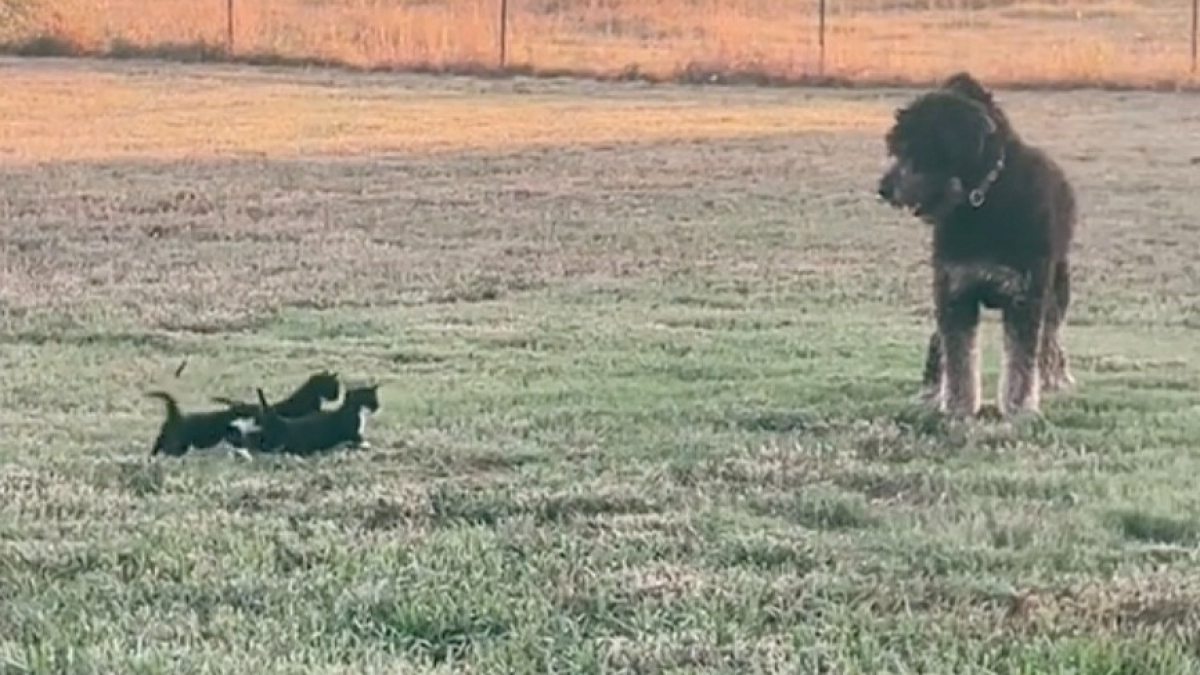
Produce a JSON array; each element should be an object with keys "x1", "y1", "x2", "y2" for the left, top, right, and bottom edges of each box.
[{"x1": 878, "y1": 72, "x2": 1078, "y2": 419}]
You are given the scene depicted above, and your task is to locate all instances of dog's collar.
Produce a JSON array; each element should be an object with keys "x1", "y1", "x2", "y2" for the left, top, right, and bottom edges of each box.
[{"x1": 967, "y1": 145, "x2": 1006, "y2": 208}]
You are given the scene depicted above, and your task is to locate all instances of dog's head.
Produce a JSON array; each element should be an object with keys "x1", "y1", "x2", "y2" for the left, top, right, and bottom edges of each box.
[{"x1": 878, "y1": 74, "x2": 1007, "y2": 222}]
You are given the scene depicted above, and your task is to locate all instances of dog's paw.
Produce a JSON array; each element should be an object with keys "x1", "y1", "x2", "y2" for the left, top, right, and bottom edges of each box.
[
  {"x1": 975, "y1": 403, "x2": 1004, "y2": 422},
  {"x1": 995, "y1": 403, "x2": 1045, "y2": 426},
  {"x1": 939, "y1": 395, "x2": 984, "y2": 421},
  {"x1": 1041, "y1": 369, "x2": 1075, "y2": 393}
]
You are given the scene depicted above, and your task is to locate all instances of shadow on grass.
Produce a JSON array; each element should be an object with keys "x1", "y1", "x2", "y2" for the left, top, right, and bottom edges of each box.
[
  {"x1": 423, "y1": 483, "x2": 661, "y2": 527},
  {"x1": 1112, "y1": 509, "x2": 1200, "y2": 546}
]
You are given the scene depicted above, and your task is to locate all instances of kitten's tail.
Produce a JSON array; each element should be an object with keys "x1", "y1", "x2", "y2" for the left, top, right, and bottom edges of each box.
[
  {"x1": 211, "y1": 395, "x2": 259, "y2": 417},
  {"x1": 146, "y1": 390, "x2": 182, "y2": 424}
]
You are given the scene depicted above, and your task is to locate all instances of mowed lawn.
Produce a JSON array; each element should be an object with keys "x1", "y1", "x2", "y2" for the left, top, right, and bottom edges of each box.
[{"x1": 2, "y1": 57, "x2": 1200, "y2": 673}]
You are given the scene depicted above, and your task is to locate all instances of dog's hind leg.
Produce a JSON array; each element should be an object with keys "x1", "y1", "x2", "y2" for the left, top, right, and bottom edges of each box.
[{"x1": 1038, "y1": 259, "x2": 1074, "y2": 393}]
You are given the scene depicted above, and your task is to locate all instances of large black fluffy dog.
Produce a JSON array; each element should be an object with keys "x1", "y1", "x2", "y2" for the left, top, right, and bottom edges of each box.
[{"x1": 878, "y1": 72, "x2": 1077, "y2": 420}]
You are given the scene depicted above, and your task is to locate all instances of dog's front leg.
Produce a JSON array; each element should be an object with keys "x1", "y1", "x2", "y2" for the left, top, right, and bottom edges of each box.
[
  {"x1": 917, "y1": 329, "x2": 944, "y2": 404},
  {"x1": 935, "y1": 280, "x2": 982, "y2": 419},
  {"x1": 1000, "y1": 268, "x2": 1051, "y2": 417}
]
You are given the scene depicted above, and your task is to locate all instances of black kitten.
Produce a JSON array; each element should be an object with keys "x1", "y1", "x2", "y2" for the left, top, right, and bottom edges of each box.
[
  {"x1": 255, "y1": 384, "x2": 381, "y2": 456},
  {"x1": 146, "y1": 391, "x2": 243, "y2": 457},
  {"x1": 214, "y1": 370, "x2": 342, "y2": 449}
]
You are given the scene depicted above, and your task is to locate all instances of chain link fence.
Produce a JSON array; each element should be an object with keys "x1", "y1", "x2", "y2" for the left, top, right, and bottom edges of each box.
[{"x1": 2, "y1": 0, "x2": 1195, "y2": 86}]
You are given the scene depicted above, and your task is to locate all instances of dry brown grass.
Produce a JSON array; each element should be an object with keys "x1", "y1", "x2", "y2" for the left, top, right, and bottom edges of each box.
[
  {"x1": 2, "y1": 0, "x2": 1195, "y2": 88},
  {"x1": 0, "y1": 59, "x2": 883, "y2": 164}
]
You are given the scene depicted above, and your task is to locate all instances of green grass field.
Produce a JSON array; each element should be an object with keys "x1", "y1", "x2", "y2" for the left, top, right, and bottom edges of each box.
[{"x1": 2, "y1": 57, "x2": 1200, "y2": 673}]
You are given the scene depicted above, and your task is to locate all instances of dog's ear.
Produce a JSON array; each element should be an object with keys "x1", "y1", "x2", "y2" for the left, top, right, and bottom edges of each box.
[
  {"x1": 941, "y1": 71, "x2": 994, "y2": 105},
  {"x1": 933, "y1": 98, "x2": 995, "y2": 166},
  {"x1": 983, "y1": 112, "x2": 997, "y2": 135},
  {"x1": 966, "y1": 106, "x2": 997, "y2": 162}
]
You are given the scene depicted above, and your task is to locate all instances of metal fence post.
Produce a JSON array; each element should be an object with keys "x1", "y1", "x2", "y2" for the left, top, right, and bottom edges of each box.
[
  {"x1": 499, "y1": 0, "x2": 509, "y2": 68},
  {"x1": 818, "y1": 0, "x2": 827, "y2": 76},
  {"x1": 226, "y1": 0, "x2": 235, "y2": 53},
  {"x1": 1192, "y1": 0, "x2": 1197, "y2": 74}
]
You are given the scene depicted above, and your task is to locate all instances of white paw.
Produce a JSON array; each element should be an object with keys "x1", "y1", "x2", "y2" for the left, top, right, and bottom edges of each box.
[{"x1": 1042, "y1": 370, "x2": 1075, "y2": 392}]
